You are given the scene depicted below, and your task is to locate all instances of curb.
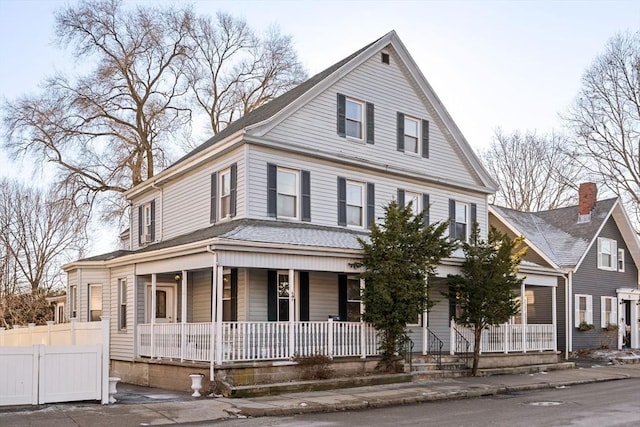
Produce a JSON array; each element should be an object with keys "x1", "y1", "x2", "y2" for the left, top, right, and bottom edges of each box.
[{"x1": 236, "y1": 374, "x2": 631, "y2": 418}]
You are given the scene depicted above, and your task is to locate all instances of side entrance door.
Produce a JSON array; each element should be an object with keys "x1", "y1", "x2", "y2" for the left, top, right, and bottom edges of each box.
[{"x1": 146, "y1": 285, "x2": 176, "y2": 323}]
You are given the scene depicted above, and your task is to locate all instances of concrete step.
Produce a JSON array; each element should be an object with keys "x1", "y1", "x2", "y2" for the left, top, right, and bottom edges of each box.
[
  {"x1": 411, "y1": 362, "x2": 469, "y2": 372},
  {"x1": 411, "y1": 369, "x2": 471, "y2": 380}
]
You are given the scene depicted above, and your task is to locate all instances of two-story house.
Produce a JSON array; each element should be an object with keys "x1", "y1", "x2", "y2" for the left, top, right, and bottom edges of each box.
[
  {"x1": 63, "y1": 31, "x2": 558, "y2": 390},
  {"x1": 490, "y1": 183, "x2": 640, "y2": 357}
]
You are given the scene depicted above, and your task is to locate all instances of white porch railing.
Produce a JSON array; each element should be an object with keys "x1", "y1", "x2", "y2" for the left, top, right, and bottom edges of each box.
[
  {"x1": 451, "y1": 320, "x2": 555, "y2": 354},
  {"x1": 137, "y1": 320, "x2": 380, "y2": 363}
]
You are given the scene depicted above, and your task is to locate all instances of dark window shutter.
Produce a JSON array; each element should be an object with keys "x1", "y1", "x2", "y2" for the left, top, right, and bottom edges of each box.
[
  {"x1": 367, "y1": 183, "x2": 375, "y2": 229},
  {"x1": 150, "y1": 200, "x2": 156, "y2": 242},
  {"x1": 301, "y1": 170, "x2": 311, "y2": 222},
  {"x1": 422, "y1": 193, "x2": 430, "y2": 227},
  {"x1": 421, "y1": 119, "x2": 430, "y2": 158},
  {"x1": 470, "y1": 203, "x2": 477, "y2": 226},
  {"x1": 267, "y1": 164, "x2": 277, "y2": 218},
  {"x1": 397, "y1": 189, "x2": 405, "y2": 208},
  {"x1": 230, "y1": 163, "x2": 237, "y2": 217},
  {"x1": 138, "y1": 205, "x2": 143, "y2": 245},
  {"x1": 337, "y1": 93, "x2": 346, "y2": 137},
  {"x1": 299, "y1": 272, "x2": 310, "y2": 321},
  {"x1": 397, "y1": 112, "x2": 405, "y2": 152},
  {"x1": 338, "y1": 274, "x2": 348, "y2": 321},
  {"x1": 230, "y1": 268, "x2": 238, "y2": 321},
  {"x1": 366, "y1": 102, "x2": 374, "y2": 144},
  {"x1": 210, "y1": 172, "x2": 217, "y2": 223},
  {"x1": 449, "y1": 199, "x2": 456, "y2": 239},
  {"x1": 267, "y1": 270, "x2": 277, "y2": 321},
  {"x1": 337, "y1": 177, "x2": 347, "y2": 226}
]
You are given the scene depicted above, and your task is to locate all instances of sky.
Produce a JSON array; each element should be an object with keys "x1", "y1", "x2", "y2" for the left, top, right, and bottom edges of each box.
[{"x1": 0, "y1": 0, "x2": 639, "y2": 254}]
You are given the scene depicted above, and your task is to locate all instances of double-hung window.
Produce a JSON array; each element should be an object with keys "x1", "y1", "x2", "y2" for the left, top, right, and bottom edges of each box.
[
  {"x1": 89, "y1": 284, "x2": 102, "y2": 322},
  {"x1": 406, "y1": 191, "x2": 420, "y2": 217},
  {"x1": 277, "y1": 168, "x2": 298, "y2": 219},
  {"x1": 69, "y1": 285, "x2": 77, "y2": 319},
  {"x1": 575, "y1": 294, "x2": 593, "y2": 327},
  {"x1": 222, "y1": 270, "x2": 232, "y2": 321},
  {"x1": 118, "y1": 279, "x2": 127, "y2": 330},
  {"x1": 404, "y1": 116, "x2": 420, "y2": 154},
  {"x1": 143, "y1": 204, "x2": 152, "y2": 236},
  {"x1": 618, "y1": 248, "x2": 625, "y2": 272},
  {"x1": 455, "y1": 203, "x2": 468, "y2": 241},
  {"x1": 345, "y1": 99, "x2": 364, "y2": 139},
  {"x1": 449, "y1": 200, "x2": 476, "y2": 242},
  {"x1": 597, "y1": 237, "x2": 617, "y2": 271},
  {"x1": 601, "y1": 296, "x2": 617, "y2": 328},
  {"x1": 220, "y1": 169, "x2": 231, "y2": 219},
  {"x1": 346, "y1": 181, "x2": 364, "y2": 227}
]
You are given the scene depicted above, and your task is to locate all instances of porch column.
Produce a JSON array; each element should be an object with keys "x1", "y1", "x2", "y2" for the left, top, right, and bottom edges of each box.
[
  {"x1": 180, "y1": 270, "x2": 187, "y2": 362},
  {"x1": 288, "y1": 269, "x2": 295, "y2": 358},
  {"x1": 209, "y1": 253, "x2": 217, "y2": 378},
  {"x1": 552, "y1": 286, "x2": 557, "y2": 352},
  {"x1": 151, "y1": 273, "x2": 157, "y2": 359},
  {"x1": 215, "y1": 265, "x2": 224, "y2": 364},
  {"x1": 360, "y1": 278, "x2": 366, "y2": 359},
  {"x1": 631, "y1": 298, "x2": 639, "y2": 349},
  {"x1": 521, "y1": 282, "x2": 526, "y2": 353}
]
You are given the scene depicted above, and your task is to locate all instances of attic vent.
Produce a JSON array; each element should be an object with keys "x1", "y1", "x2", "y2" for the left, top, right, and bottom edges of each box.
[{"x1": 381, "y1": 52, "x2": 390, "y2": 64}]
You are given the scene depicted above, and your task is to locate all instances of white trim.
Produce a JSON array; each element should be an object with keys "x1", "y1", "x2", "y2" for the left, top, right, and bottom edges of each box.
[
  {"x1": 574, "y1": 293, "x2": 593, "y2": 327},
  {"x1": 219, "y1": 167, "x2": 232, "y2": 220},
  {"x1": 597, "y1": 237, "x2": 617, "y2": 271},
  {"x1": 600, "y1": 296, "x2": 617, "y2": 328},
  {"x1": 618, "y1": 248, "x2": 625, "y2": 272}
]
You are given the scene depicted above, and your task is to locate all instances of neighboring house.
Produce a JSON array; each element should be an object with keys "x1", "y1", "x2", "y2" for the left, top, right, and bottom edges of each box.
[
  {"x1": 46, "y1": 294, "x2": 67, "y2": 324},
  {"x1": 490, "y1": 183, "x2": 640, "y2": 356},
  {"x1": 62, "y1": 31, "x2": 557, "y2": 388}
]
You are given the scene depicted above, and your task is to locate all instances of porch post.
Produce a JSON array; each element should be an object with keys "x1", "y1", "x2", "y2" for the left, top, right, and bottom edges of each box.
[
  {"x1": 552, "y1": 286, "x2": 557, "y2": 352},
  {"x1": 210, "y1": 253, "x2": 217, "y2": 379},
  {"x1": 521, "y1": 282, "x2": 526, "y2": 353},
  {"x1": 360, "y1": 278, "x2": 366, "y2": 359},
  {"x1": 215, "y1": 266, "x2": 224, "y2": 364},
  {"x1": 180, "y1": 271, "x2": 187, "y2": 362},
  {"x1": 288, "y1": 269, "x2": 295, "y2": 358},
  {"x1": 151, "y1": 273, "x2": 157, "y2": 359},
  {"x1": 449, "y1": 318, "x2": 455, "y2": 355},
  {"x1": 631, "y1": 298, "x2": 639, "y2": 349}
]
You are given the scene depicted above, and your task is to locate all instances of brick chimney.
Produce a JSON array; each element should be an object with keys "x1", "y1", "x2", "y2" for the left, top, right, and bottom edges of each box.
[{"x1": 578, "y1": 182, "x2": 597, "y2": 223}]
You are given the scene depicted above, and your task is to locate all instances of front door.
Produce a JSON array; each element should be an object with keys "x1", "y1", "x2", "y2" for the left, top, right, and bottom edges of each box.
[{"x1": 146, "y1": 285, "x2": 176, "y2": 323}]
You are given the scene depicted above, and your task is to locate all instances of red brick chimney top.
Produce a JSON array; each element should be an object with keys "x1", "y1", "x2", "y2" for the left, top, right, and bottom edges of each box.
[{"x1": 578, "y1": 182, "x2": 597, "y2": 216}]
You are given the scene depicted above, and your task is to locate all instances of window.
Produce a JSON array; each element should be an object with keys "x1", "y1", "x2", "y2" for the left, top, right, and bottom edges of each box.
[
  {"x1": 278, "y1": 273, "x2": 291, "y2": 321},
  {"x1": 118, "y1": 279, "x2": 127, "y2": 330},
  {"x1": 346, "y1": 276, "x2": 362, "y2": 322},
  {"x1": 220, "y1": 169, "x2": 231, "y2": 219},
  {"x1": 597, "y1": 238, "x2": 617, "y2": 271},
  {"x1": 89, "y1": 284, "x2": 102, "y2": 322},
  {"x1": 69, "y1": 285, "x2": 77, "y2": 319},
  {"x1": 404, "y1": 116, "x2": 420, "y2": 154},
  {"x1": 277, "y1": 168, "x2": 298, "y2": 219},
  {"x1": 601, "y1": 296, "x2": 617, "y2": 328},
  {"x1": 345, "y1": 98, "x2": 364, "y2": 139},
  {"x1": 574, "y1": 294, "x2": 593, "y2": 327},
  {"x1": 406, "y1": 191, "x2": 420, "y2": 217},
  {"x1": 346, "y1": 181, "x2": 364, "y2": 227},
  {"x1": 143, "y1": 203, "x2": 152, "y2": 236},
  {"x1": 156, "y1": 290, "x2": 167, "y2": 318},
  {"x1": 455, "y1": 203, "x2": 468, "y2": 241},
  {"x1": 222, "y1": 270, "x2": 232, "y2": 321},
  {"x1": 618, "y1": 248, "x2": 625, "y2": 272}
]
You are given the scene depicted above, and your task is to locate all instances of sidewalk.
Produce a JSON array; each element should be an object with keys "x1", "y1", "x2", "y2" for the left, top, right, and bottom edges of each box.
[{"x1": 2, "y1": 363, "x2": 640, "y2": 426}]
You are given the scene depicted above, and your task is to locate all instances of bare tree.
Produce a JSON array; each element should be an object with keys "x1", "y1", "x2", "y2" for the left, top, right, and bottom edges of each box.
[
  {"x1": 186, "y1": 13, "x2": 307, "y2": 136},
  {"x1": 480, "y1": 129, "x2": 582, "y2": 211},
  {"x1": 0, "y1": 180, "x2": 87, "y2": 294},
  {"x1": 2, "y1": 0, "x2": 306, "y2": 221},
  {"x1": 564, "y1": 31, "x2": 640, "y2": 225}
]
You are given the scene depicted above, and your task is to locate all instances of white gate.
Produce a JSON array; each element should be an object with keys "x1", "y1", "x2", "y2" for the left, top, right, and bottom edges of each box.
[{"x1": 0, "y1": 318, "x2": 109, "y2": 406}]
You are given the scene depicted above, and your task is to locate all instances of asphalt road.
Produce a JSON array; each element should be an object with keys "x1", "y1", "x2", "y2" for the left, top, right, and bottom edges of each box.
[{"x1": 208, "y1": 378, "x2": 640, "y2": 427}]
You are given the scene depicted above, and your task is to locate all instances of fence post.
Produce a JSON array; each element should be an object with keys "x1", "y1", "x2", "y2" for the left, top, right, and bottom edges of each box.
[
  {"x1": 35, "y1": 344, "x2": 43, "y2": 405},
  {"x1": 28, "y1": 323, "x2": 35, "y2": 346},
  {"x1": 101, "y1": 316, "x2": 110, "y2": 404},
  {"x1": 504, "y1": 324, "x2": 509, "y2": 354},
  {"x1": 360, "y1": 321, "x2": 366, "y2": 359},
  {"x1": 47, "y1": 321, "x2": 54, "y2": 345},
  {"x1": 327, "y1": 318, "x2": 334, "y2": 359},
  {"x1": 70, "y1": 318, "x2": 77, "y2": 345},
  {"x1": 0, "y1": 326, "x2": 5, "y2": 346}
]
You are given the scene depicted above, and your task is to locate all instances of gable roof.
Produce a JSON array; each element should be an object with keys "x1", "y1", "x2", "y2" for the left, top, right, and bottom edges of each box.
[
  {"x1": 490, "y1": 198, "x2": 640, "y2": 272},
  {"x1": 128, "y1": 30, "x2": 496, "y2": 198}
]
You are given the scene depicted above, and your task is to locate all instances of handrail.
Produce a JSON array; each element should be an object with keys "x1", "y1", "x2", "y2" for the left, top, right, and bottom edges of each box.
[
  {"x1": 403, "y1": 337, "x2": 414, "y2": 372},
  {"x1": 453, "y1": 327, "x2": 471, "y2": 368},
  {"x1": 426, "y1": 328, "x2": 443, "y2": 369}
]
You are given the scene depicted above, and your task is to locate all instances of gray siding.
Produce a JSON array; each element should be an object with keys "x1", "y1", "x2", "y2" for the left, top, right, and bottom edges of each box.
[
  {"x1": 308, "y1": 272, "x2": 339, "y2": 321},
  {"x1": 110, "y1": 265, "x2": 135, "y2": 361},
  {"x1": 247, "y1": 269, "x2": 268, "y2": 321},
  {"x1": 264, "y1": 50, "x2": 481, "y2": 188},
  {"x1": 74, "y1": 268, "x2": 109, "y2": 323},
  {"x1": 557, "y1": 277, "x2": 567, "y2": 352},
  {"x1": 189, "y1": 270, "x2": 212, "y2": 323},
  {"x1": 427, "y1": 281, "x2": 452, "y2": 352},
  {"x1": 571, "y1": 217, "x2": 639, "y2": 350},
  {"x1": 246, "y1": 145, "x2": 487, "y2": 233}
]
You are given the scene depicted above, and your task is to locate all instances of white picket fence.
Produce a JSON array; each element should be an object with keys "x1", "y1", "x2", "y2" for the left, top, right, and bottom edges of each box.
[
  {"x1": 137, "y1": 319, "x2": 380, "y2": 363},
  {"x1": 0, "y1": 318, "x2": 109, "y2": 406},
  {"x1": 451, "y1": 320, "x2": 556, "y2": 354}
]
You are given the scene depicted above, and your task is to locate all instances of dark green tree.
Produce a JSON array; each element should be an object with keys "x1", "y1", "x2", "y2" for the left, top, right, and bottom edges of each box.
[
  {"x1": 352, "y1": 201, "x2": 455, "y2": 372},
  {"x1": 447, "y1": 224, "x2": 526, "y2": 375}
]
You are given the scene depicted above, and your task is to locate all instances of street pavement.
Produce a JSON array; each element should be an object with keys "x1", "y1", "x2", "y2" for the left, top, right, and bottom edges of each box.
[{"x1": 2, "y1": 363, "x2": 640, "y2": 426}]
